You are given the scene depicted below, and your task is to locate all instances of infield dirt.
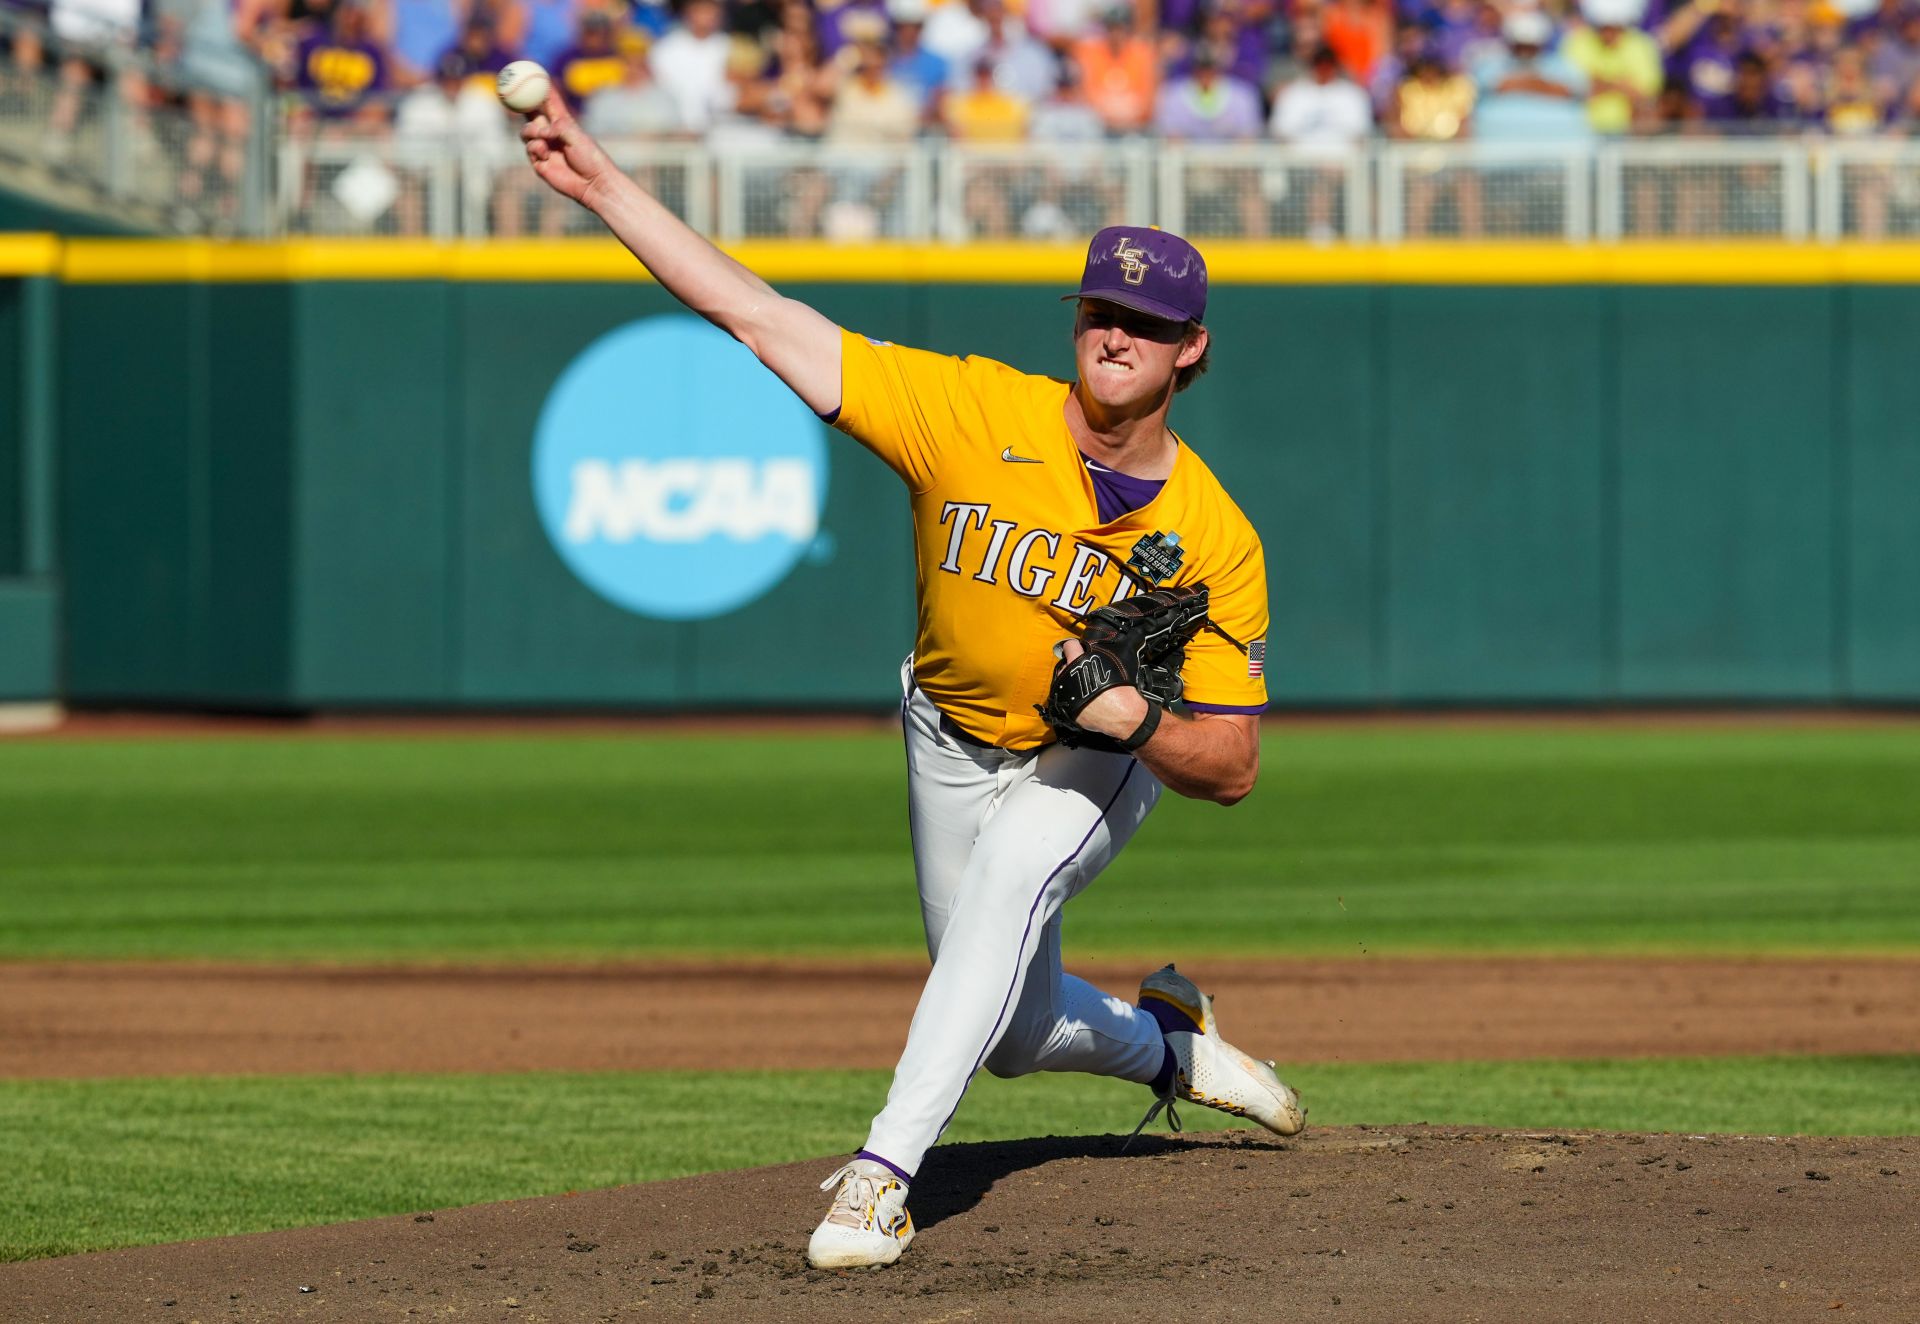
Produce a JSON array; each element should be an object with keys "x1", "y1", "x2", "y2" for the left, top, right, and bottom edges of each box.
[
  {"x1": 5, "y1": 1126, "x2": 1914, "y2": 1322},
  {"x1": 5, "y1": 956, "x2": 1917, "y2": 1078}
]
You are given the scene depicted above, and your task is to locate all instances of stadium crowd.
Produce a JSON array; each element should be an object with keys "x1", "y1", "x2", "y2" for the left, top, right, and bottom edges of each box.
[
  {"x1": 14, "y1": 0, "x2": 1920, "y2": 142},
  {"x1": 7, "y1": 0, "x2": 1920, "y2": 233}
]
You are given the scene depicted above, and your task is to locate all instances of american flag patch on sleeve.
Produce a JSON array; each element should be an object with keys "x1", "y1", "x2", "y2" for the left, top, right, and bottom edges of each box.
[{"x1": 1248, "y1": 640, "x2": 1266, "y2": 679}]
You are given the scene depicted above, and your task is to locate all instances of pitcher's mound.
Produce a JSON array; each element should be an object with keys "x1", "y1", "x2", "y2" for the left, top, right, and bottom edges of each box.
[{"x1": 6, "y1": 1127, "x2": 1916, "y2": 1322}]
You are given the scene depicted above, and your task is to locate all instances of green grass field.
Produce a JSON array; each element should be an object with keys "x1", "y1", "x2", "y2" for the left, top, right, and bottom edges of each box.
[
  {"x1": 5, "y1": 1056, "x2": 1917, "y2": 1262},
  {"x1": 3, "y1": 724, "x2": 1917, "y2": 1261},
  {"x1": 3, "y1": 726, "x2": 1919, "y2": 959}
]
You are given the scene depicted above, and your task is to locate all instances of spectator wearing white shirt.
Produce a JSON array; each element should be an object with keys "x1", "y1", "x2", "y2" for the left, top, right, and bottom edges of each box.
[
  {"x1": 649, "y1": 0, "x2": 735, "y2": 132},
  {"x1": 1270, "y1": 45, "x2": 1372, "y2": 240},
  {"x1": 1271, "y1": 42, "x2": 1374, "y2": 152}
]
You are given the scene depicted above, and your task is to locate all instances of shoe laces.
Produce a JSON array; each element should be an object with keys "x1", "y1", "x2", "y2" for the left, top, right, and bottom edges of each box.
[
  {"x1": 819, "y1": 1163, "x2": 896, "y2": 1230},
  {"x1": 1123, "y1": 1086, "x2": 1182, "y2": 1151}
]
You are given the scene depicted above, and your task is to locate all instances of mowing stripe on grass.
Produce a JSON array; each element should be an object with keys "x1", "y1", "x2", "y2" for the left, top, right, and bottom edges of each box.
[
  {"x1": 2, "y1": 728, "x2": 1918, "y2": 959},
  {"x1": 3, "y1": 1056, "x2": 1915, "y2": 1262}
]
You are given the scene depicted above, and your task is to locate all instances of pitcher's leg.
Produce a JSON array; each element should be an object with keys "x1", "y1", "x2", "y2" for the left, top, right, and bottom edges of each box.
[
  {"x1": 982, "y1": 914, "x2": 1165, "y2": 1084},
  {"x1": 862, "y1": 746, "x2": 1156, "y2": 1177}
]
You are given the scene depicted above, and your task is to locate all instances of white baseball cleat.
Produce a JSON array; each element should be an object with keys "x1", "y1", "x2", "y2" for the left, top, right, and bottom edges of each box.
[
  {"x1": 806, "y1": 1158, "x2": 914, "y2": 1269},
  {"x1": 1132, "y1": 963, "x2": 1306, "y2": 1141}
]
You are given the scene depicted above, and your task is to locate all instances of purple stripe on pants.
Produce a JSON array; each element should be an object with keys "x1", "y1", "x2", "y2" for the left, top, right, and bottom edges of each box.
[{"x1": 931, "y1": 758, "x2": 1141, "y2": 1146}]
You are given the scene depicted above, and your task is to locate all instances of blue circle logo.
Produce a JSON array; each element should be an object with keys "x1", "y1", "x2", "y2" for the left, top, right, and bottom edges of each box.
[{"x1": 532, "y1": 315, "x2": 829, "y2": 620}]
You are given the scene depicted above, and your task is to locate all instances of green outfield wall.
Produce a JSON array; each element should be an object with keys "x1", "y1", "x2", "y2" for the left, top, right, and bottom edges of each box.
[{"x1": 15, "y1": 240, "x2": 1920, "y2": 709}]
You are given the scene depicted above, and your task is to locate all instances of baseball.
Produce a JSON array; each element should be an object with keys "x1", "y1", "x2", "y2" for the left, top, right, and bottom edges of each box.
[{"x1": 496, "y1": 60, "x2": 551, "y2": 113}]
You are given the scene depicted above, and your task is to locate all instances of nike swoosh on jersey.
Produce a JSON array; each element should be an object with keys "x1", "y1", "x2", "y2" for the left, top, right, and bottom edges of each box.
[{"x1": 1000, "y1": 447, "x2": 1044, "y2": 464}]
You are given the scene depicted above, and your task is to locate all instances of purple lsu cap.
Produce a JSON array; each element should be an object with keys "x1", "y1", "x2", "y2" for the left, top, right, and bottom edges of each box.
[{"x1": 1066, "y1": 225, "x2": 1208, "y2": 324}]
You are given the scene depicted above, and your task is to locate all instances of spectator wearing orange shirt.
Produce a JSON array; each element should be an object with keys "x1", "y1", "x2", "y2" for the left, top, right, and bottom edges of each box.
[
  {"x1": 1072, "y1": 3, "x2": 1156, "y2": 132},
  {"x1": 1321, "y1": 0, "x2": 1388, "y2": 84}
]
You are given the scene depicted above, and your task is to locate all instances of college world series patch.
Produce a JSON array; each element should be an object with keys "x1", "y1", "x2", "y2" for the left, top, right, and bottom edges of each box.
[{"x1": 1128, "y1": 531, "x2": 1185, "y2": 585}]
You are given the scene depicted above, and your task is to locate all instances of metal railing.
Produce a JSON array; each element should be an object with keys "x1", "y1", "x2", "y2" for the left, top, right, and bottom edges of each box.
[
  {"x1": 261, "y1": 134, "x2": 1920, "y2": 243},
  {"x1": 0, "y1": 5, "x2": 273, "y2": 231},
  {"x1": 9, "y1": 44, "x2": 1920, "y2": 247}
]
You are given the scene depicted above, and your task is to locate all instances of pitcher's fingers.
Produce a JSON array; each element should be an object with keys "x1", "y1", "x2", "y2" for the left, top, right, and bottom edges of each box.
[
  {"x1": 540, "y1": 86, "x2": 570, "y2": 126},
  {"x1": 520, "y1": 116, "x2": 551, "y2": 141},
  {"x1": 1060, "y1": 639, "x2": 1085, "y2": 663}
]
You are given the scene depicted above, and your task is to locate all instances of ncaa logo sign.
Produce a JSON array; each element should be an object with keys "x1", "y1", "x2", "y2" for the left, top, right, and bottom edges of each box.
[{"x1": 532, "y1": 315, "x2": 829, "y2": 620}]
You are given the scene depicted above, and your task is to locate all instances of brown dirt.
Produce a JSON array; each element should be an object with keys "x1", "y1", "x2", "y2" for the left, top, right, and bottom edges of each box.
[
  {"x1": 4, "y1": 956, "x2": 1917, "y2": 1079},
  {"x1": 4, "y1": 1127, "x2": 1914, "y2": 1322}
]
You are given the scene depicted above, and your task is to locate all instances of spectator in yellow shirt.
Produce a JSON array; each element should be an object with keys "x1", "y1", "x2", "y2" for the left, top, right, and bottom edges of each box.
[
  {"x1": 946, "y1": 53, "x2": 1032, "y2": 140},
  {"x1": 1562, "y1": 0, "x2": 1662, "y2": 134},
  {"x1": 946, "y1": 55, "x2": 1032, "y2": 235}
]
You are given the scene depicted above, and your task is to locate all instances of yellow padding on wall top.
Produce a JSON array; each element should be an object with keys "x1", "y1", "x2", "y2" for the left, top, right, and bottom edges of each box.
[
  {"x1": 0, "y1": 233, "x2": 63, "y2": 277},
  {"x1": 28, "y1": 235, "x2": 1920, "y2": 284}
]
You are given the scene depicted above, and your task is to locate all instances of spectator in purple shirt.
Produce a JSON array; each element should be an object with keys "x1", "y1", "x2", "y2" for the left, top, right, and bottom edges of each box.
[
  {"x1": 1706, "y1": 49, "x2": 1790, "y2": 131},
  {"x1": 1155, "y1": 39, "x2": 1264, "y2": 137},
  {"x1": 1658, "y1": 0, "x2": 1745, "y2": 116},
  {"x1": 1870, "y1": 7, "x2": 1920, "y2": 105},
  {"x1": 1156, "y1": 41, "x2": 1267, "y2": 233},
  {"x1": 1166, "y1": 0, "x2": 1272, "y2": 94},
  {"x1": 295, "y1": 1, "x2": 390, "y2": 122},
  {"x1": 817, "y1": 0, "x2": 891, "y2": 59}
]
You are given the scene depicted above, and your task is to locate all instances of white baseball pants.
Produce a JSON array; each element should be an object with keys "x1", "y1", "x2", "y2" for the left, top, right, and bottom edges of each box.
[{"x1": 860, "y1": 659, "x2": 1170, "y2": 1178}]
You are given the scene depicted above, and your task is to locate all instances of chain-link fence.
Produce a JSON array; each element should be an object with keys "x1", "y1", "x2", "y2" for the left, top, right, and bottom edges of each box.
[
  {"x1": 9, "y1": 45, "x2": 1920, "y2": 248},
  {"x1": 936, "y1": 144, "x2": 1149, "y2": 242},
  {"x1": 0, "y1": 6, "x2": 271, "y2": 232}
]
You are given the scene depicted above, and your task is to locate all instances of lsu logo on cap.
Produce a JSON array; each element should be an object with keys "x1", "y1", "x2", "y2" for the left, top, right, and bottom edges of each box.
[
  {"x1": 1113, "y1": 236, "x2": 1148, "y2": 286},
  {"x1": 532, "y1": 315, "x2": 829, "y2": 620}
]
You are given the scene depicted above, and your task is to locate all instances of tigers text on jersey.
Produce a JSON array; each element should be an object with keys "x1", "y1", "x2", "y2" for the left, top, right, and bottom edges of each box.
[{"x1": 834, "y1": 327, "x2": 1270, "y2": 751}]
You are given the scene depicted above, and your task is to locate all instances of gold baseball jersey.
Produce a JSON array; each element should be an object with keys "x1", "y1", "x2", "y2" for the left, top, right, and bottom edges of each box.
[{"x1": 834, "y1": 327, "x2": 1270, "y2": 751}]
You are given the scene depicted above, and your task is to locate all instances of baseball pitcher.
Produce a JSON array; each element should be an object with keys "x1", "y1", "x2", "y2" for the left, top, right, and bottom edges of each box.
[{"x1": 516, "y1": 86, "x2": 1303, "y2": 1272}]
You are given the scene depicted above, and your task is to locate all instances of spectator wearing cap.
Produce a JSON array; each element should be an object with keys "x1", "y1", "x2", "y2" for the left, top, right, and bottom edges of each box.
[
  {"x1": 886, "y1": 0, "x2": 950, "y2": 118},
  {"x1": 1270, "y1": 43, "x2": 1372, "y2": 241},
  {"x1": 1024, "y1": 0, "x2": 1102, "y2": 51},
  {"x1": 816, "y1": 0, "x2": 891, "y2": 58},
  {"x1": 395, "y1": 49, "x2": 515, "y2": 231},
  {"x1": 449, "y1": 14, "x2": 513, "y2": 90},
  {"x1": 826, "y1": 16, "x2": 920, "y2": 140},
  {"x1": 552, "y1": 9, "x2": 630, "y2": 101},
  {"x1": 947, "y1": 53, "x2": 1031, "y2": 235},
  {"x1": 650, "y1": 0, "x2": 734, "y2": 130},
  {"x1": 923, "y1": 0, "x2": 992, "y2": 65},
  {"x1": 814, "y1": 21, "x2": 920, "y2": 237},
  {"x1": 1471, "y1": 8, "x2": 1592, "y2": 140},
  {"x1": 1072, "y1": 3, "x2": 1157, "y2": 131},
  {"x1": 1388, "y1": 47, "x2": 1482, "y2": 235},
  {"x1": 968, "y1": 0, "x2": 1058, "y2": 105},
  {"x1": 584, "y1": 31, "x2": 685, "y2": 134},
  {"x1": 1155, "y1": 37, "x2": 1263, "y2": 137},
  {"x1": 1022, "y1": 63, "x2": 1117, "y2": 236},
  {"x1": 946, "y1": 50, "x2": 1031, "y2": 137},
  {"x1": 1562, "y1": 0, "x2": 1661, "y2": 133}
]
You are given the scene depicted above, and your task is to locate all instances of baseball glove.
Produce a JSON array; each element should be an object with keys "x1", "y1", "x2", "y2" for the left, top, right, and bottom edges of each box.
[{"x1": 1035, "y1": 584, "x2": 1212, "y2": 754}]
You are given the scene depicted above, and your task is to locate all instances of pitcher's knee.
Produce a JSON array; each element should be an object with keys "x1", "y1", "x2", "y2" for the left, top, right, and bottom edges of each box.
[{"x1": 983, "y1": 1036, "x2": 1043, "y2": 1079}]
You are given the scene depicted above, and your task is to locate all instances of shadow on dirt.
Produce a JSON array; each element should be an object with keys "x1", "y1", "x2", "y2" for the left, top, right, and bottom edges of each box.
[{"x1": 911, "y1": 1131, "x2": 1288, "y2": 1230}]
